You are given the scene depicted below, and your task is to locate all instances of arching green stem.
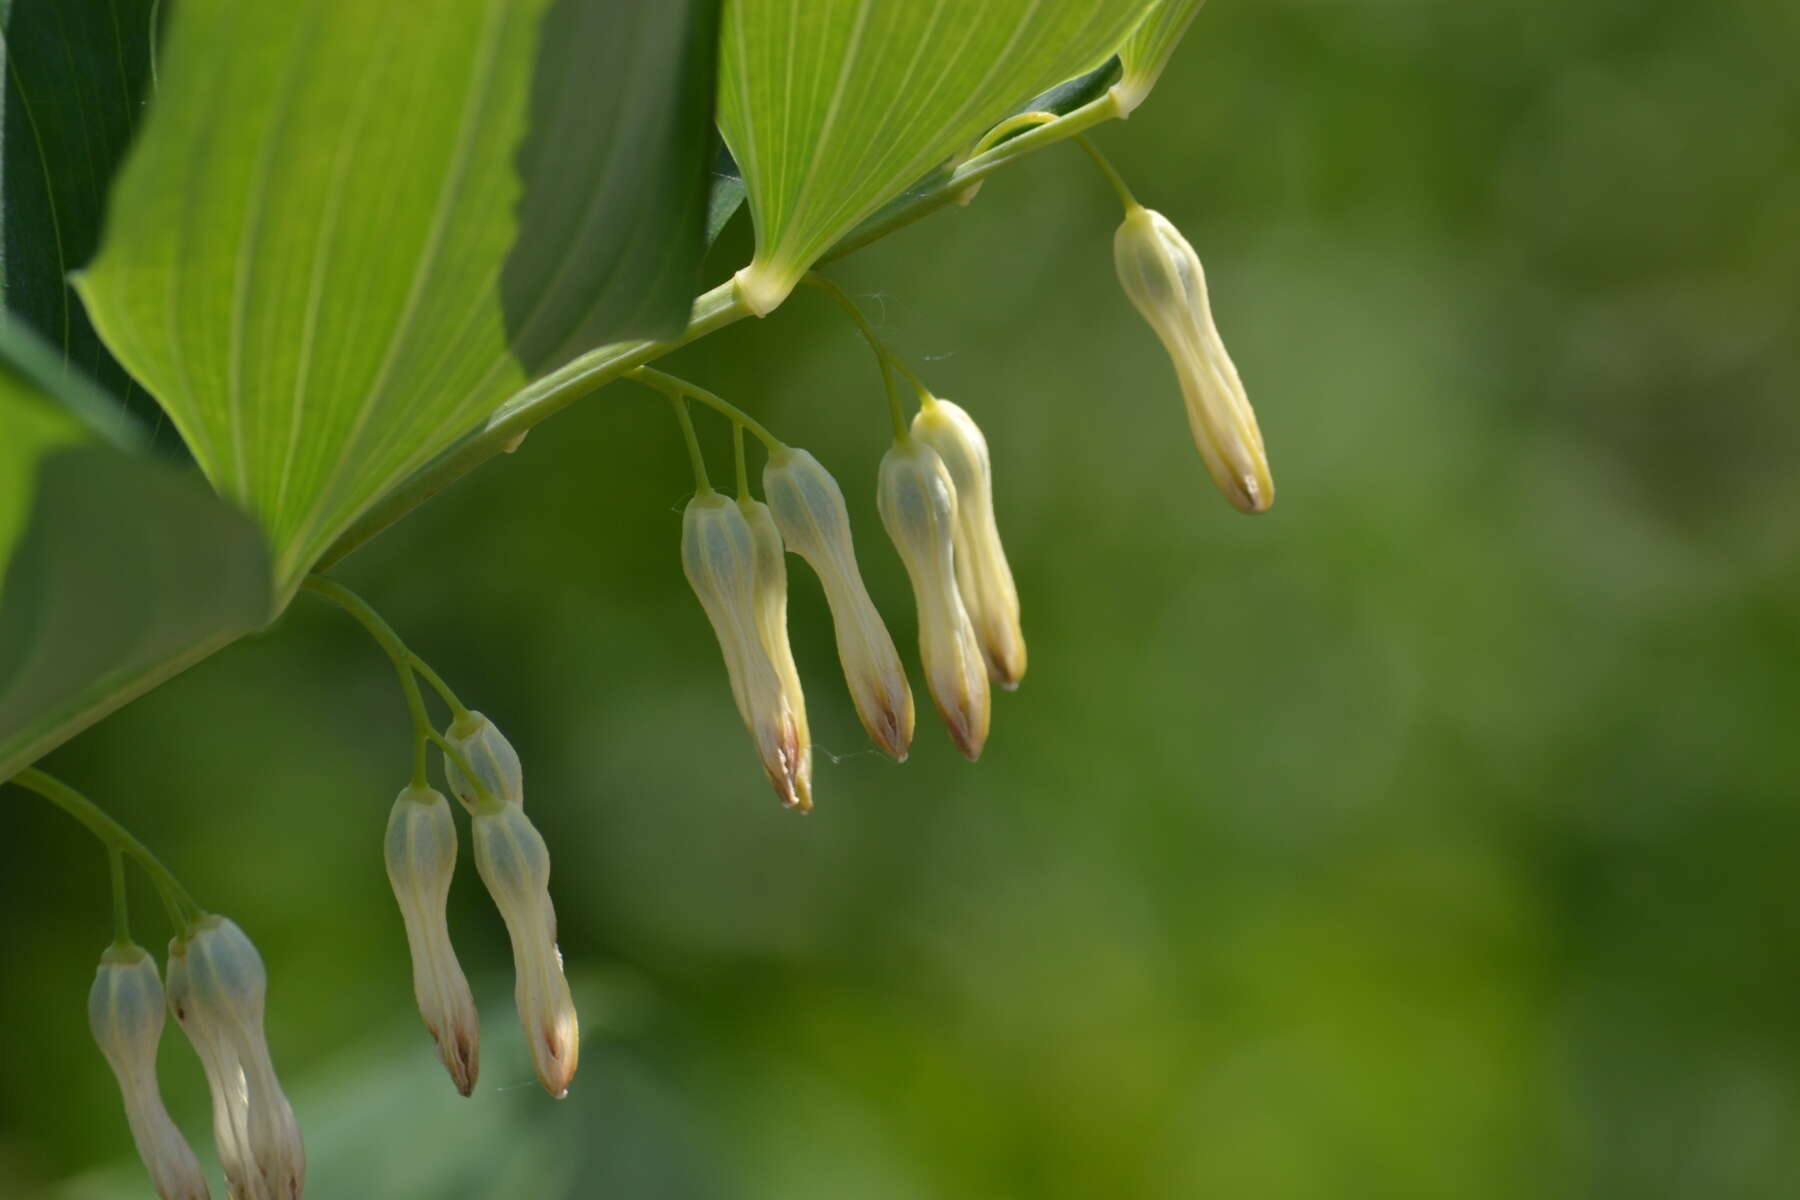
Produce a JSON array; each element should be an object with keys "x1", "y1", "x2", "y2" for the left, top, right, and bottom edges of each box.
[
  {"x1": 301, "y1": 575, "x2": 494, "y2": 806},
  {"x1": 629, "y1": 367, "x2": 784, "y2": 453},
  {"x1": 1073, "y1": 133, "x2": 1138, "y2": 210},
  {"x1": 820, "y1": 90, "x2": 1125, "y2": 264},
  {"x1": 733, "y1": 423, "x2": 750, "y2": 499},
  {"x1": 887, "y1": 356, "x2": 934, "y2": 404},
  {"x1": 409, "y1": 654, "x2": 470, "y2": 722},
  {"x1": 972, "y1": 116, "x2": 1137, "y2": 210},
  {"x1": 9, "y1": 769, "x2": 200, "y2": 933},
  {"x1": 109, "y1": 846, "x2": 130, "y2": 945},
  {"x1": 798, "y1": 273, "x2": 915, "y2": 440},
  {"x1": 669, "y1": 395, "x2": 713, "y2": 494},
  {"x1": 303, "y1": 575, "x2": 435, "y2": 787}
]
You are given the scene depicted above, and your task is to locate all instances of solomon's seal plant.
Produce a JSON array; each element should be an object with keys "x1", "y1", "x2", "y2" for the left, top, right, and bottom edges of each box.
[
  {"x1": 165, "y1": 917, "x2": 306, "y2": 1200},
  {"x1": 469, "y1": 803, "x2": 581, "y2": 1099},
  {"x1": 384, "y1": 784, "x2": 482, "y2": 1096},
  {"x1": 763, "y1": 445, "x2": 915, "y2": 760},
  {"x1": 88, "y1": 944, "x2": 211, "y2": 1200},
  {"x1": 1115, "y1": 200, "x2": 1274, "y2": 513},
  {"x1": 878, "y1": 433, "x2": 995, "y2": 761},
  {"x1": 0, "y1": 0, "x2": 1276, "y2": 1191},
  {"x1": 911, "y1": 395, "x2": 1028, "y2": 690}
]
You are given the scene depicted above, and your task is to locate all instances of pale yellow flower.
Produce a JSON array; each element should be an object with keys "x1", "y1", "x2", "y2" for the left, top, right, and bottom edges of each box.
[
  {"x1": 470, "y1": 805, "x2": 579, "y2": 1098},
  {"x1": 763, "y1": 447, "x2": 914, "y2": 759},
  {"x1": 877, "y1": 439, "x2": 991, "y2": 759},
  {"x1": 742, "y1": 498, "x2": 815, "y2": 805},
  {"x1": 1115, "y1": 204, "x2": 1273, "y2": 513},
  {"x1": 911, "y1": 398, "x2": 1026, "y2": 689},
  {"x1": 682, "y1": 492, "x2": 812, "y2": 809}
]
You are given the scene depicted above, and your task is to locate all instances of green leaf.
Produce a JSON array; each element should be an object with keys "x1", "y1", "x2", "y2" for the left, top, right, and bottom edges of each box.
[
  {"x1": 0, "y1": 355, "x2": 86, "y2": 582},
  {"x1": 0, "y1": 324, "x2": 272, "y2": 783},
  {"x1": 76, "y1": 0, "x2": 721, "y2": 596},
  {"x1": 1114, "y1": 0, "x2": 1206, "y2": 116},
  {"x1": 706, "y1": 143, "x2": 747, "y2": 248},
  {"x1": 0, "y1": 316, "x2": 148, "y2": 595},
  {"x1": 0, "y1": 0, "x2": 161, "y2": 426},
  {"x1": 717, "y1": 0, "x2": 1155, "y2": 315},
  {"x1": 1017, "y1": 56, "x2": 1124, "y2": 123}
]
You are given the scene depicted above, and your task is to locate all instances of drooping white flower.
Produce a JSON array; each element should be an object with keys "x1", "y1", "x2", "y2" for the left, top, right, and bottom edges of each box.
[
  {"x1": 1114, "y1": 204, "x2": 1273, "y2": 513},
  {"x1": 470, "y1": 805, "x2": 579, "y2": 1098},
  {"x1": 89, "y1": 944, "x2": 211, "y2": 1200},
  {"x1": 877, "y1": 439, "x2": 991, "y2": 759},
  {"x1": 165, "y1": 917, "x2": 304, "y2": 1200},
  {"x1": 384, "y1": 784, "x2": 480, "y2": 1095},
  {"x1": 764, "y1": 447, "x2": 914, "y2": 759},
  {"x1": 682, "y1": 491, "x2": 812, "y2": 809},
  {"x1": 910, "y1": 398, "x2": 1025, "y2": 689},
  {"x1": 742, "y1": 497, "x2": 815, "y2": 803}
]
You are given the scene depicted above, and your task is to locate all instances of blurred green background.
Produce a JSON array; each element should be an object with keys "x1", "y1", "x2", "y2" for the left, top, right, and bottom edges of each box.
[{"x1": 6, "y1": 2, "x2": 1800, "y2": 1196}]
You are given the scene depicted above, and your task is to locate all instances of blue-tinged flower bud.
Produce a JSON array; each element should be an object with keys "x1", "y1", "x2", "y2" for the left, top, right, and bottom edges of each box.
[
  {"x1": 682, "y1": 492, "x2": 812, "y2": 809},
  {"x1": 89, "y1": 945, "x2": 210, "y2": 1200},
  {"x1": 165, "y1": 917, "x2": 303, "y2": 1200},
  {"x1": 910, "y1": 398, "x2": 1026, "y2": 689},
  {"x1": 764, "y1": 448, "x2": 915, "y2": 760},
  {"x1": 385, "y1": 785, "x2": 480, "y2": 1096},
  {"x1": 470, "y1": 806, "x2": 578, "y2": 1098},
  {"x1": 1114, "y1": 204, "x2": 1274, "y2": 514},
  {"x1": 742, "y1": 498, "x2": 815, "y2": 805},
  {"x1": 877, "y1": 440, "x2": 991, "y2": 760},
  {"x1": 442, "y1": 710, "x2": 523, "y2": 811}
]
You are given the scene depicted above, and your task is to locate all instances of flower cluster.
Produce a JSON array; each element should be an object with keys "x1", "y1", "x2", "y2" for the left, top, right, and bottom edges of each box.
[
  {"x1": 166, "y1": 919, "x2": 306, "y2": 1200},
  {"x1": 876, "y1": 411, "x2": 1006, "y2": 760},
  {"x1": 88, "y1": 920, "x2": 305, "y2": 1200},
  {"x1": 673, "y1": 376, "x2": 1028, "y2": 804},
  {"x1": 683, "y1": 492, "x2": 818, "y2": 807},
  {"x1": 57, "y1": 95, "x2": 1273, "y2": 1200},
  {"x1": 674, "y1": 183, "x2": 1269, "y2": 807},
  {"x1": 378, "y1": 713, "x2": 579, "y2": 1099}
]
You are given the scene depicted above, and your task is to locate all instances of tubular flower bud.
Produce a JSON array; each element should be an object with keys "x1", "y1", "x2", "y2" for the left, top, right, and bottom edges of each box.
[
  {"x1": 910, "y1": 398, "x2": 1026, "y2": 689},
  {"x1": 1114, "y1": 204, "x2": 1274, "y2": 514},
  {"x1": 742, "y1": 498, "x2": 815, "y2": 806},
  {"x1": 89, "y1": 945, "x2": 210, "y2": 1200},
  {"x1": 764, "y1": 448, "x2": 915, "y2": 760},
  {"x1": 384, "y1": 785, "x2": 480, "y2": 1096},
  {"x1": 470, "y1": 806, "x2": 579, "y2": 1098},
  {"x1": 165, "y1": 917, "x2": 304, "y2": 1200},
  {"x1": 682, "y1": 492, "x2": 812, "y2": 809},
  {"x1": 877, "y1": 440, "x2": 991, "y2": 760},
  {"x1": 442, "y1": 710, "x2": 523, "y2": 811}
]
